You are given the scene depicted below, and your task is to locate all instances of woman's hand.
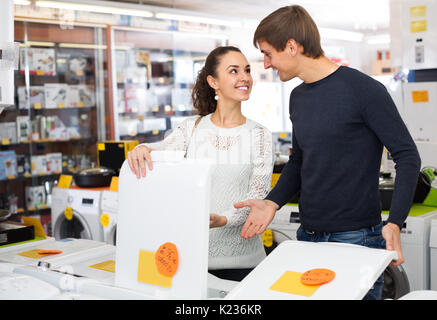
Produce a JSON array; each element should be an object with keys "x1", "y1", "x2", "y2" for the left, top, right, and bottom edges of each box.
[
  {"x1": 127, "y1": 145, "x2": 154, "y2": 178},
  {"x1": 209, "y1": 213, "x2": 227, "y2": 228}
]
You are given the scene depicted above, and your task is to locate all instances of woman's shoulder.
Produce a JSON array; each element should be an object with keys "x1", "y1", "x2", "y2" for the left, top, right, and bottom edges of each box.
[{"x1": 245, "y1": 118, "x2": 272, "y2": 136}]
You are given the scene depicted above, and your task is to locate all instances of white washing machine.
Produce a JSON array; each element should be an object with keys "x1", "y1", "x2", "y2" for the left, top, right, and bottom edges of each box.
[
  {"x1": 100, "y1": 190, "x2": 118, "y2": 245},
  {"x1": 51, "y1": 186, "x2": 105, "y2": 242},
  {"x1": 430, "y1": 217, "x2": 437, "y2": 291},
  {"x1": 382, "y1": 206, "x2": 437, "y2": 292},
  {"x1": 268, "y1": 203, "x2": 411, "y2": 299},
  {"x1": 0, "y1": 238, "x2": 112, "y2": 269}
]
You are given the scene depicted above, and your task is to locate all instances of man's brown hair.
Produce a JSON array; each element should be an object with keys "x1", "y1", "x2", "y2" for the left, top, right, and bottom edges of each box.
[{"x1": 253, "y1": 5, "x2": 324, "y2": 58}]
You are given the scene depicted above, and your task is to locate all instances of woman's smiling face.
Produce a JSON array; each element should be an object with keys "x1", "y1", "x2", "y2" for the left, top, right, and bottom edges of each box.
[{"x1": 208, "y1": 50, "x2": 253, "y2": 103}]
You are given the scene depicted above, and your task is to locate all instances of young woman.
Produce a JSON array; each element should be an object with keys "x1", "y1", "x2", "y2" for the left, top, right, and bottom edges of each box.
[{"x1": 127, "y1": 46, "x2": 273, "y2": 281}]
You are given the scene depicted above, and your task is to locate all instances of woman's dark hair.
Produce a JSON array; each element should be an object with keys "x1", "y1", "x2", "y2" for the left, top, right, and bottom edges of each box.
[{"x1": 192, "y1": 46, "x2": 242, "y2": 116}]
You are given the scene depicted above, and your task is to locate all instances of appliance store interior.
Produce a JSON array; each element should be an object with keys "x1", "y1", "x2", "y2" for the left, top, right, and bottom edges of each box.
[{"x1": 1, "y1": 0, "x2": 437, "y2": 302}]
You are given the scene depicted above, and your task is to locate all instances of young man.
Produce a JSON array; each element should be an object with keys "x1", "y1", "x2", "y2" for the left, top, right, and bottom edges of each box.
[{"x1": 234, "y1": 5, "x2": 421, "y2": 299}]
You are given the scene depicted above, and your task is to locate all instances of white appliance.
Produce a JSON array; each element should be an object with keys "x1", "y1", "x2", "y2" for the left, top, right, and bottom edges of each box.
[
  {"x1": 115, "y1": 151, "x2": 213, "y2": 299},
  {"x1": 0, "y1": 238, "x2": 112, "y2": 269},
  {"x1": 268, "y1": 204, "x2": 413, "y2": 299},
  {"x1": 402, "y1": 82, "x2": 437, "y2": 143},
  {"x1": 401, "y1": 0, "x2": 437, "y2": 70},
  {"x1": 382, "y1": 207, "x2": 437, "y2": 291},
  {"x1": 225, "y1": 240, "x2": 397, "y2": 300},
  {"x1": 0, "y1": 271, "x2": 62, "y2": 300},
  {"x1": 430, "y1": 217, "x2": 437, "y2": 291},
  {"x1": 100, "y1": 190, "x2": 118, "y2": 245},
  {"x1": 51, "y1": 186, "x2": 105, "y2": 242}
]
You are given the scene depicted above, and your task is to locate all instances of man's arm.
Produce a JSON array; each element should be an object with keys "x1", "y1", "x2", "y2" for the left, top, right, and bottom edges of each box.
[{"x1": 236, "y1": 130, "x2": 303, "y2": 238}]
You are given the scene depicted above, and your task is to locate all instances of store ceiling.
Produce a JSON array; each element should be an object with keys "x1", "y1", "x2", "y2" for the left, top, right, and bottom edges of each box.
[{"x1": 100, "y1": 0, "x2": 390, "y2": 33}]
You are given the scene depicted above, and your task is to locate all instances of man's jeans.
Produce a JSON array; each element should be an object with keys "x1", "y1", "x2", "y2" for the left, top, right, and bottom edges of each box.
[{"x1": 296, "y1": 222, "x2": 386, "y2": 300}]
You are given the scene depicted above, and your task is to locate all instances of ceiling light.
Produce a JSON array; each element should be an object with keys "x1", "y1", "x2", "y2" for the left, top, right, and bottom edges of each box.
[
  {"x1": 319, "y1": 27, "x2": 364, "y2": 42},
  {"x1": 58, "y1": 42, "x2": 107, "y2": 49},
  {"x1": 155, "y1": 12, "x2": 241, "y2": 28},
  {"x1": 14, "y1": 0, "x2": 31, "y2": 5},
  {"x1": 365, "y1": 34, "x2": 390, "y2": 45},
  {"x1": 36, "y1": 1, "x2": 153, "y2": 18}
]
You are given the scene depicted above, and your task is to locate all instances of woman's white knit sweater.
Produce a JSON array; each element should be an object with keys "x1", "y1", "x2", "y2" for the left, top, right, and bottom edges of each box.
[{"x1": 140, "y1": 113, "x2": 273, "y2": 270}]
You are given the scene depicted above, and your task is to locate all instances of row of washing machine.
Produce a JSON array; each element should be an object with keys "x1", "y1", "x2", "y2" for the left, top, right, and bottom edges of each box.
[
  {"x1": 268, "y1": 203, "x2": 437, "y2": 299},
  {"x1": 51, "y1": 186, "x2": 118, "y2": 245},
  {"x1": 50, "y1": 185, "x2": 437, "y2": 298}
]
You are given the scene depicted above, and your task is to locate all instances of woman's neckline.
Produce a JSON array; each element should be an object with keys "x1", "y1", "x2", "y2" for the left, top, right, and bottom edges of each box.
[{"x1": 207, "y1": 113, "x2": 248, "y2": 129}]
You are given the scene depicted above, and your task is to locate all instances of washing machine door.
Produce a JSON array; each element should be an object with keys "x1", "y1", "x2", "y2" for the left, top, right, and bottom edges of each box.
[
  {"x1": 382, "y1": 264, "x2": 410, "y2": 300},
  {"x1": 111, "y1": 225, "x2": 117, "y2": 245},
  {"x1": 53, "y1": 209, "x2": 92, "y2": 240}
]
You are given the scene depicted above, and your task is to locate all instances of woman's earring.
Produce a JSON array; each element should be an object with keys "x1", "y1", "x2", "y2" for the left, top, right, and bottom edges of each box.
[{"x1": 214, "y1": 91, "x2": 219, "y2": 101}]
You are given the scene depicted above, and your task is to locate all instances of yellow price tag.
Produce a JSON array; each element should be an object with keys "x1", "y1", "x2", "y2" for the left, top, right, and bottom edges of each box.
[
  {"x1": 58, "y1": 175, "x2": 73, "y2": 188},
  {"x1": 100, "y1": 213, "x2": 110, "y2": 227},
  {"x1": 97, "y1": 143, "x2": 105, "y2": 151},
  {"x1": 22, "y1": 216, "x2": 46, "y2": 238},
  {"x1": 109, "y1": 176, "x2": 119, "y2": 192},
  {"x1": 36, "y1": 70, "x2": 45, "y2": 75},
  {"x1": 412, "y1": 90, "x2": 429, "y2": 103},
  {"x1": 411, "y1": 20, "x2": 427, "y2": 33},
  {"x1": 58, "y1": 102, "x2": 65, "y2": 108},
  {"x1": 1, "y1": 138, "x2": 10, "y2": 145},
  {"x1": 271, "y1": 173, "x2": 281, "y2": 188},
  {"x1": 152, "y1": 129, "x2": 159, "y2": 135},
  {"x1": 410, "y1": 5, "x2": 426, "y2": 18},
  {"x1": 262, "y1": 229, "x2": 274, "y2": 247},
  {"x1": 64, "y1": 206, "x2": 73, "y2": 221},
  {"x1": 33, "y1": 103, "x2": 42, "y2": 109}
]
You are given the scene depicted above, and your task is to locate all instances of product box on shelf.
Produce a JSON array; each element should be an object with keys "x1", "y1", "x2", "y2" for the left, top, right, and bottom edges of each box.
[
  {"x1": 20, "y1": 47, "x2": 56, "y2": 75},
  {"x1": 16, "y1": 154, "x2": 31, "y2": 177},
  {"x1": 68, "y1": 55, "x2": 88, "y2": 78},
  {"x1": 46, "y1": 153, "x2": 62, "y2": 174},
  {"x1": 67, "y1": 84, "x2": 95, "y2": 108},
  {"x1": 16, "y1": 116, "x2": 31, "y2": 142},
  {"x1": 44, "y1": 83, "x2": 68, "y2": 109},
  {"x1": 30, "y1": 155, "x2": 47, "y2": 176},
  {"x1": 0, "y1": 151, "x2": 17, "y2": 180},
  {"x1": 25, "y1": 185, "x2": 46, "y2": 210},
  {"x1": 0, "y1": 122, "x2": 17, "y2": 144},
  {"x1": 17, "y1": 86, "x2": 45, "y2": 109}
]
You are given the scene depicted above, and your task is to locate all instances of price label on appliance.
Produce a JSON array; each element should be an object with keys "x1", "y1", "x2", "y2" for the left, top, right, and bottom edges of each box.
[
  {"x1": 64, "y1": 206, "x2": 73, "y2": 221},
  {"x1": 58, "y1": 175, "x2": 73, "y2": 189},
  {"x1": 100, "y1": 213, "x2": 110, "y2": 227}
]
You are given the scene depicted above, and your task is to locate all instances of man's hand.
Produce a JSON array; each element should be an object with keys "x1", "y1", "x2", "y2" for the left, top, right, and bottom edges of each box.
[
  {"x1": 127, "y1": 145, "x2": 154, "y2": 178},
  {"x1": 234, "y1": 199, "x2": 279, "y2": 239},
  {"x1": 382, "y1": 222, "x2": 404, "y2": 267},
  {"x1": 209, "y1": 214, "x2": 227, "y2": 228}
]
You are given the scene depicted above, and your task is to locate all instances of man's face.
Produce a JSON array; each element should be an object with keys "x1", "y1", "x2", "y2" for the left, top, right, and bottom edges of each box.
[{"x1": 258, "y1": 40, "x2": 297, "y2": 82}]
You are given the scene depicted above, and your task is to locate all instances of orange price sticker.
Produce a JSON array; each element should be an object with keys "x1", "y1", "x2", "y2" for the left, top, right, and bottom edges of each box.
[
  {"x1": 155, "y1": 242, "x2": 179, "y2": 278},
  {"x1": 37, "y1": 250, "x2": 63, "y2": 255},
  {"x1": 301, "y1": 268, "x2": 336, "y2": 286}
]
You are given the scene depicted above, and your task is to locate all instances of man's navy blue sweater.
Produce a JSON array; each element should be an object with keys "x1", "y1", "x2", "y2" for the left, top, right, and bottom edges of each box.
[{"x1": 266, "y1": 66, "x2": 421, "y2": 232}]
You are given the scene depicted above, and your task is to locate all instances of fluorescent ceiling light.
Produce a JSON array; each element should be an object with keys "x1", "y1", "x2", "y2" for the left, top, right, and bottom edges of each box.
[
  {"x1": 319, "y1": 27, "x2": 364, "y2": 42},
  {"x1": 365, "y1": 34, "x2": 390, "y2": 45},
  {"x1": 155, "y1": 12, "x2": 241, "y2": 28},
  {"x1": 19, "y1": 41, "x2": 56, "y2": 47},
  {"x1": 14, "y1": 0, "x2": 31, "y2": 5},
  {"x1": 36, "y1": 1, "x2": 153, "y2": 18},
  {"x1": 59, "y1": 42, "x2": 107, "y2": 49}
]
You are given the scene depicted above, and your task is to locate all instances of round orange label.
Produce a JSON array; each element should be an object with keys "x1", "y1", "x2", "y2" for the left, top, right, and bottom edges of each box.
[
  {"x1": 155, "y1": 242, "x2": 179, "y2": 277},
  {"x1": 301, "y1": 268, "x2": 336, "y2": 286}
]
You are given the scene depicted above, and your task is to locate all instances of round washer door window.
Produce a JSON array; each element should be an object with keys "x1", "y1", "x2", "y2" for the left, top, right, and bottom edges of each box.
[{"x1": 53, "y1": 210, "x2": 92, "y2": 240}]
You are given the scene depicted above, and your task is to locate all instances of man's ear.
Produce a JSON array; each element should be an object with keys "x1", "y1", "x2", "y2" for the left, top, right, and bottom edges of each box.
[
  {"x1": 206, "y1": 75, "x2": 218, "y2": 90},
  {"x1": 286, "y1": 38, "x2": 301, "y2": 56}
]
